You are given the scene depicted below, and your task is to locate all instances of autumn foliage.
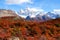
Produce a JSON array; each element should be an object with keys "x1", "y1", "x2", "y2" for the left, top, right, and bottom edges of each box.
[{"x1": 0, "y1": 17, "x2": 60, "y2": 40}]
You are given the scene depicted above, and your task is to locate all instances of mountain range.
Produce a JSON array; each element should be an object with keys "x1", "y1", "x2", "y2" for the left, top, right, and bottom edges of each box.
[
  {"x1": 25, "y1": 12, "x2": 60, "y2": 21},
  {"x1": 19, "y1": 8, "x2": 60, "y2": 21},
  {"x1": 0, "y1": 9, "x2": 60, "y2": 21}
]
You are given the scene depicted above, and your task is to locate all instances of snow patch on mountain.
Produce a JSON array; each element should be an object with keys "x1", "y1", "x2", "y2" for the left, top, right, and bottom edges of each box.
[{"x1": 18, "y1": 8, "x2": 60, "y2": 21}]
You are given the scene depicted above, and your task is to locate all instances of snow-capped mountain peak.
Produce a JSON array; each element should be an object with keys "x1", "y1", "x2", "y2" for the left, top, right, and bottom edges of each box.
[{"x1": 18, "y1": 8, "x2": 60, "y2": 21}]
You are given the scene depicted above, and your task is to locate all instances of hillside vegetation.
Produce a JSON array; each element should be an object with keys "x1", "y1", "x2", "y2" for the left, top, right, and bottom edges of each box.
[{"x1": 0, "y1": 18, "x2": 60, "y2": 40}]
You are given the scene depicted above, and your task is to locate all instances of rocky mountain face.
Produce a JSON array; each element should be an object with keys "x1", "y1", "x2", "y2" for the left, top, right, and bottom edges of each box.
[
  {"x1": 0, "y1": 9, "x2": 17, "y2": 17},
  {"x1": 0, "y1": 9, "x2": 23, "y2": 20},
  {"x1": 25, "y1": 12, "x2": 60, "y2": 21}
]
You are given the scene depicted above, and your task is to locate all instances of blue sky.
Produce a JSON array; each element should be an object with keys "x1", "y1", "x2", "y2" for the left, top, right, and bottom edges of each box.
[{"x1": 0, "y1": 0, "x2": 60, "y2": 12}]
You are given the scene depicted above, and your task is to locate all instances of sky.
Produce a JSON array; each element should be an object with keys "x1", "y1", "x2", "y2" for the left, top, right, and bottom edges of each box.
[{"x1": 0, "y1": 0, "x2": 60, "y2": 12}]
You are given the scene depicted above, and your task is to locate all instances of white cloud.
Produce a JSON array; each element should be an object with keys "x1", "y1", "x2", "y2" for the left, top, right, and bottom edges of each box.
[
  {"x1": 25, "y1": 7, "x2": 44, "y2": 15},
  {"x1": 20, "y1": 9, "x2": 25, "y2": 13},
  {"x1": 26, "y1": 7, "x2": 44, "y2": 12},
  {"x1": 19, "y1": 7, "x2": 45, "y2": 18},
  {"x1": 5, "y1": 0, "x2": 33, "y2": 4},
  {"x1": 54, "y1": 9, "x2": 60, "y2": 12},
  {"x1": 53, "y1": 9, "x2": 60, "y2": 14},
  {"x1": 27, "y1": 7, "x2": 45, "y2": 16}
]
